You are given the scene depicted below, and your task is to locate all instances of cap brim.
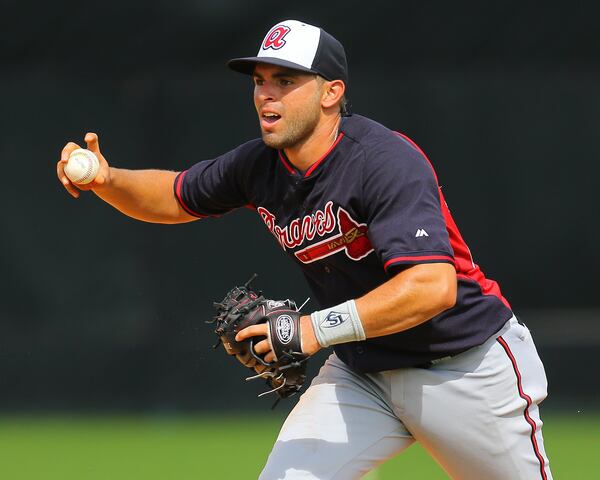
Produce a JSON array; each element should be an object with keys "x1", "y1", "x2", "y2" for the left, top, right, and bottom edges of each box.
[{"x1": 227, "y1": 56, "x2": 318, "y2": 76}]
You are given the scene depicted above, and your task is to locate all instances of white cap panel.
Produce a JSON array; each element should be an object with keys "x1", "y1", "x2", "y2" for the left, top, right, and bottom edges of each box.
[{"x1": 256, "y1": 20, "x2": 321, "y2": 70}]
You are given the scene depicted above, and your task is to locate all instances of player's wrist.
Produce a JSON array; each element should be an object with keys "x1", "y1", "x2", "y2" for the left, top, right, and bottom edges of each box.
[
  {"x1": 310, "y1": 299, "x2": 366, "y2": 348},
  {"x1": 300, "y1": 315, "x2": 320, "y2": 356}
]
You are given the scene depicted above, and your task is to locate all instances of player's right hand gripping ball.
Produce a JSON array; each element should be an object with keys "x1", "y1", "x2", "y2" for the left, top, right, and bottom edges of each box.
[
  {"x1": 210, "y1": 276, "x2": 309, "y2": 400},
  {"x1": 64, "y1": 148, "x2": 99, "y2": 184}
]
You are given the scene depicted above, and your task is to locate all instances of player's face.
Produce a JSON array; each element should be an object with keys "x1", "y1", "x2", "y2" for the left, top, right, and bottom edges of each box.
[{"x1": 253, "y1": 64, "x2": 324, "y2": 149}]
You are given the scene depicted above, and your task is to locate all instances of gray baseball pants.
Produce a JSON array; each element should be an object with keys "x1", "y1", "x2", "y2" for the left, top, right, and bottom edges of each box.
[{"x1": 259, "y1": 317, "x2": 552, "y2": 479}]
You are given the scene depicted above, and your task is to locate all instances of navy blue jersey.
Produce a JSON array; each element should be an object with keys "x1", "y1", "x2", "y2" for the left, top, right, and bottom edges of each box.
[{"x1": 175, "y1": 114, "x2": 513, "y2": 372}]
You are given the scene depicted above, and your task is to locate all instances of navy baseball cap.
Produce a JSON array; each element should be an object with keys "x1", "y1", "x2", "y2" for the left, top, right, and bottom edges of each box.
[{"x1": 228, "y1": 20, "x2": 349, "y2": 85}]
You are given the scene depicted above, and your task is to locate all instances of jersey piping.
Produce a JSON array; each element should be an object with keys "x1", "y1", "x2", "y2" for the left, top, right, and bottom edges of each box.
[
  {"x1": 383, "y1": 254, "x2": 455, "y2": 269},
  {"x1": 174, "y1": 170, "x2": 208, "y2": 218},
  {"x1": 497, "y1": 336, "x2": 549, "y2": 480}
]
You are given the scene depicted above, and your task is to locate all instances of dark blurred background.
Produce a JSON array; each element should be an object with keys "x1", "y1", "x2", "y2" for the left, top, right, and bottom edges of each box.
[{"x1": 1, "y1": 0, "x2": 598, "y2": 414}]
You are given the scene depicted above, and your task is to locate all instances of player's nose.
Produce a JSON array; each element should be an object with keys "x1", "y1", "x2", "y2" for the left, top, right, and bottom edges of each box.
[{"x1": 254, "y1": 83, "x2": 276, "y2": 103}]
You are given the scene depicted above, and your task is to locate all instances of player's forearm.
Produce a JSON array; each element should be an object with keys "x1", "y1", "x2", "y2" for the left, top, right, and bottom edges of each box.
[
  {"x1": 93, "y1": 168, "x2": 196, "y2": 224},
  {"x1": 356, "y1": 263, "x2": 457, "y2": 338},
  {"x1": 302, "y1": 263, "x2": 457, "y2": 355}
]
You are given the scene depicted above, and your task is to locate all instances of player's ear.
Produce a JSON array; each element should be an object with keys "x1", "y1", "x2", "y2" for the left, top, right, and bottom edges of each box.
[{"x1": 321, "y1": 80, "x2": 346, "y2": 110}]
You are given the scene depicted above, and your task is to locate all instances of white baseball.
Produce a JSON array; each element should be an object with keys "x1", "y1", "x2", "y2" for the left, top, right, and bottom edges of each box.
[{"x1": 64, "y1": 149, "x2": 100, "y2": 185}]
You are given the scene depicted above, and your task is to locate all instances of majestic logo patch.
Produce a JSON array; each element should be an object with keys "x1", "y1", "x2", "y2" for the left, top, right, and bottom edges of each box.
[
  {"x1": 321, "y1": 311, "x2": 348, "y2": 328},
  {"x1": 262, "y1": 25, "x2": 291, "y2": 50},
  {"x1": 257, "y1": 203, "x2": 374, "y2": 264},
  {"x1": 275, "y1": 314, "x2": 294, "y2": 344}
]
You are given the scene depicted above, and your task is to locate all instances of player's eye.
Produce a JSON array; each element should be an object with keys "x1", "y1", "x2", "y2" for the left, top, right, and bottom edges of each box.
[
  {"x1": 253, "y1": 78, "x2": 264, "y2": 86},
  {"x1": 279, "y1": 79, "x2": 293, "y2": 87}
]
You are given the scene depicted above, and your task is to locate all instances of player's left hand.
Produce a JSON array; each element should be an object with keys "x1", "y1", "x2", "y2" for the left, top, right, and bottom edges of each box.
[
  {"x1": 236, "y1": 315, "x2": 320, "y2": 363},
  {"x1": 211, "y1": 280, "x2": 313, "y2": 400}
]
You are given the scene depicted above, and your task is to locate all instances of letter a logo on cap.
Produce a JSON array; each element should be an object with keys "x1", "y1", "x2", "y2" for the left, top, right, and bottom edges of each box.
[{"x1": 262, "y1": 25, "x2": 291, "y2": 50}]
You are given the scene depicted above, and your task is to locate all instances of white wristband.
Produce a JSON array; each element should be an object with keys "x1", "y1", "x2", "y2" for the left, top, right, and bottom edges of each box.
[{"x1": 310, "y1": 300, "x2": 366, "y2": 348}]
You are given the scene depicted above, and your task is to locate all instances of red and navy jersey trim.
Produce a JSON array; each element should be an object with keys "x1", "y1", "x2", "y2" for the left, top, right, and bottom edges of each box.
[
  {"x1": 497, "y1": 336, "x2": 549, "y2": 480},
  {"x1": 384, "y1": 253, "x2": 455, "y2": 270},
  {"x1": 174, "y1": 170, "x2": 208, "y2": 218},
  {"x1": 305, "y1": 133, "x2": 344, "y2": 177},
  {"x1": 278, "y1": 133, "x2": 345, "y2": 177},
  {"x1": 277, "y1": 153, "x2": 295, "y2": 174}
]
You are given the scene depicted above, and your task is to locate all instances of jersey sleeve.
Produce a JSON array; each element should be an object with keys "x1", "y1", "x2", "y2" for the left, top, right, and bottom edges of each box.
[
  {"x1": 174, "y1": 140, "x2": 260, "y2": 217},
  {"x1": 361, "y1": 134, "x2": 455, "y2": 272}
]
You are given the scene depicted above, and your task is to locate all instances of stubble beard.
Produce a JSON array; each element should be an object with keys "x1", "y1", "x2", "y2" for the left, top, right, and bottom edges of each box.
[{"x1": 261, "y1": 101, "x2": 321, "y2": 150}]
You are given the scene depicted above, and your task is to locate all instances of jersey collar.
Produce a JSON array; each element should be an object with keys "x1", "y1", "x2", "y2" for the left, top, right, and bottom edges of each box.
[{"x1": 278, "y1": 132, "x2": 345, "y2": 179}]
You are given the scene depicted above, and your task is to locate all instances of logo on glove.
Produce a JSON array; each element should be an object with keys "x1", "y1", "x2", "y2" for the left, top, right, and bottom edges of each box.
[
  {"x1": 321, "y1": 311, "x2": 348, "y2": 328},
  {"x1": 267, "y1": 300, "x2": 286, "y2": 309},
  {"x1": 275, "y1": 314, "x2": 294, "y2": 344}
]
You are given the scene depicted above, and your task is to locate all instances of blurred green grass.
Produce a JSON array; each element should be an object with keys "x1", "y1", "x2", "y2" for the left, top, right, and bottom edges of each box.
[{"x1": 0, "y1": 412, "x2": 597, "y2": 479}]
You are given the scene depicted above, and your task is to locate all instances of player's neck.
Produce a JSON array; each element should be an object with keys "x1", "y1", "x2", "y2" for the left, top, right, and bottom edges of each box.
[{"x1": 284, "y1": 114, "x2": 341, "y2": 172}]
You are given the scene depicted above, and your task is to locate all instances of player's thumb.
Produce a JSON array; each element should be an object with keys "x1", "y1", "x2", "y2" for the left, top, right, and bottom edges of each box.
[
  {"x1": 84, "y1": 132, "x2": 101, "y2": 155},
  {"x1": 84, "y1": 131, "x2": 108, "y2": 186}
]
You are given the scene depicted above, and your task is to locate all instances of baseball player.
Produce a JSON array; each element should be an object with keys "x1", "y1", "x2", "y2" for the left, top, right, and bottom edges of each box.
[{"x1": 57, "y1": 20, "x2": 552, "y2": 480}]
